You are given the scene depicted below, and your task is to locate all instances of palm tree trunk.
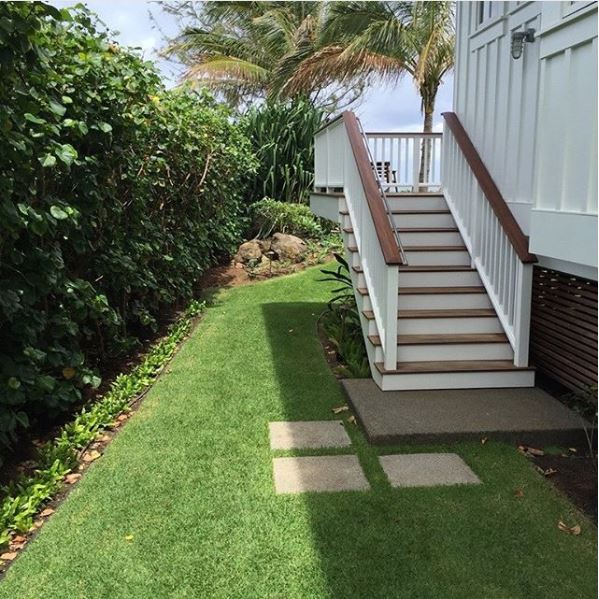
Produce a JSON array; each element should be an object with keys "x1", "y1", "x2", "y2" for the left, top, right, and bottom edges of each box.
[{"x1": 418, "y1": 107, "x2": 434, "y2": 190}]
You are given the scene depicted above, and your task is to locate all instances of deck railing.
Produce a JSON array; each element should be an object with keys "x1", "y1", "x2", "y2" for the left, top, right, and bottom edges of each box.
[
  {"x1": 366, "y1": 132, "x2": 443, "y2": 193},
  {"x1": 442, "y1": 112, "x2": 537, "y2": 366},
  {"x1": 314, "y1": 113, "x2": 401, "y2": 370}
]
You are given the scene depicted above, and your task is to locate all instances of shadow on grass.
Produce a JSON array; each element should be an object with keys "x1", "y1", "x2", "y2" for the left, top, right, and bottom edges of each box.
[{"x1": 261, "y1": 301, "x2": 419, "y2": 598}]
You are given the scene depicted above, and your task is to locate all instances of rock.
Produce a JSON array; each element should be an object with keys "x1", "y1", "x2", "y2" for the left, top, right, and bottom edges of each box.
[
  {"x1": 270, "y1": 233, "x2": 307, "y2": 262},
  {"x1": 235, "y1": 240, "x2": 262, "y2": 263},
  {"x1": 257, "y1": 239, "x2": 272, "y2": 253}
]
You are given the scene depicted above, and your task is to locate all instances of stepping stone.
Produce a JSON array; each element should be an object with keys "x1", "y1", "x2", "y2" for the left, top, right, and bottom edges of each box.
[
  {"x1": 379, "y1": 453, "x2": 481, "y2": 488},
  {"x1": 269, "y1": 421, "x2": 351, "y2": 450},
  {"x1": 273, "y1": 456, "x2": 370, "y2": 494}
]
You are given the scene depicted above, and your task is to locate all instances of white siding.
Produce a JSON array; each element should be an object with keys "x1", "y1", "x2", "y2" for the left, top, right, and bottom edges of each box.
[{"x1": 453, "y1": 1, "x2": 597, "y2": 277}]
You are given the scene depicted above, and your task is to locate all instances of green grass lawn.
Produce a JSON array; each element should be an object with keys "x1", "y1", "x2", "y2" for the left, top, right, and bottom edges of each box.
[{"x1": 1, "y1": 266, "x2": 596, "y2": 599}]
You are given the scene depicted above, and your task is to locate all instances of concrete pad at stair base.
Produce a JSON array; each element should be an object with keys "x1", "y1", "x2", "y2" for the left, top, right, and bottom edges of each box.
[
  {"x1": 273, "y1": 456, "x2": 369, "y2": 494},
  {"x1": 269, "y1": 421, "x2": 351, "y2": 450},
  {"x1": 341, "y1": 379, "x2": 590, "y2": 446},
  {"x1": 380, "y1": 453, "x2": 481, "y2": 488}
]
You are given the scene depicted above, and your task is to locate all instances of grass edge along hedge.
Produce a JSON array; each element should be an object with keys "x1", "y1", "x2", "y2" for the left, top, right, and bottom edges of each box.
[
  {"x1": 0, "y1": 3, "x2": 256, "y2": 449},
  {"x1": 0, "y1": 300, "x2": 205, "y2": 549}
]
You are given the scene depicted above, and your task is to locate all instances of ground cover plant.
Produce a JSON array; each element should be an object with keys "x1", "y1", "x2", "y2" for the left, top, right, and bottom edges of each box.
[
  {"x1": 0, "y1": 265, "x2": 595, "y2": 598},
  {"x1": 0, "y1": 3, "x2": 255, "y2": 450},
  {"x1": 0, "y1": 300, "x2": 204, "y2": 549},
  {"x1": 319, "y1": 254, "x2": 370, "y2": 377}
]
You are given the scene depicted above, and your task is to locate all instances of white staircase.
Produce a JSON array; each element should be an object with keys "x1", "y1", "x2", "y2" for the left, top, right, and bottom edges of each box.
[
  {"x1": 311, "y1": 111, "x2": 536, "y2": 392},
  {"x1": 339, "y1": 193, "x2": 535, "y2": 390}
]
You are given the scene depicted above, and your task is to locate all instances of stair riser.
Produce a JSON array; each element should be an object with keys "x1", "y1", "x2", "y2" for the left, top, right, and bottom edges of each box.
[
  {"x1": 379, "y1": 369, "x2": 535, "y2": 391},
  {"x1": 343, "y1": 231, "x2": 357, "y2": 247},
  {"x1": 403, "y1": 250, "x2": 470, "y2": 266},
  {"x1": 397, "y1": 343, "x2": 514, "y2": 362},
  {"x1": 391, "y1": 213, "x2": 455, "y2": 228},
  {"x1": 399, "y1": 231, "x2": 463, "y2": 245},
  {"x1": 399, "y1": 316, "x2": 503, "y2": 335},
  {"x1": 387, "y1": 196, "x2": 447, "y2": 210},
  {"x1": 399, "y1": 270, "x2": 482, "y2": 287},
  {"x1": 398, "y1": 293, "x2": 492, "y2": 310}
]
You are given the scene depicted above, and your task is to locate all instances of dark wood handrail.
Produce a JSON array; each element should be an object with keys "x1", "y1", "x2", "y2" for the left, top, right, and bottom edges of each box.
[
  {"x1": 342, "y1": 112, "x2": 403, "y2": 265},
  {"x1": 442, "y1": 112, "x2": 537, "y2": 264}
]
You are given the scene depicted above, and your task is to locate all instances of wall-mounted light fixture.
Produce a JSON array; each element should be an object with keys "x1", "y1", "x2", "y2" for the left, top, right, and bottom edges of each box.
[{"x1": 511, "y1": 28, "x2": 536, "y2": 60}]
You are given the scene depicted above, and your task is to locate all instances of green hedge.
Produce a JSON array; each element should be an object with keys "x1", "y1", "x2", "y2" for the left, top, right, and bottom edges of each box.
[{"x1": 0, "y1": 3, "x2": 256, "y2": 449}]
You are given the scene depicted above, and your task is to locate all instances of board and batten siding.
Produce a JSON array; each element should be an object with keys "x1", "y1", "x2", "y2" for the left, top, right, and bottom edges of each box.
[{"x1": 453, "y1": 1, "x2": 597, "y2": 280}]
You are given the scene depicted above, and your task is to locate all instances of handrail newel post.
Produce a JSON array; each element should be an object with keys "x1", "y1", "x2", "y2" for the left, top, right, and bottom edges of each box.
[
  {"x1": 513, "y1": 263, "x2": 533, "y2": 367},
  {"x1": 384, "y1": 267, "x2": 399, "y2": 370}
]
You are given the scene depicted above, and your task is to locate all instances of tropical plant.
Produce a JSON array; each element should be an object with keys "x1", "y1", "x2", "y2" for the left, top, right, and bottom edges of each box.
[
  {"x1": 319, "y1": 254, "x2": 369, "y2": 378},
  {"x1": 244, "y1": 98, "x2": 324, "y2": 204},
  {"x1": 162, "y1": 1, "x2": 362, "y2": 110},
  {"x1": 250, "y1": 198, "x2": 331, "y2": 239},
  {"x1": 0, "y1": 3, "x2": 256, "y2": 449}
]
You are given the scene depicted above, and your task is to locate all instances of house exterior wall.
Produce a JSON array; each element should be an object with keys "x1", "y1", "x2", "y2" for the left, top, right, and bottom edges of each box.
[{"x1": 453, "y1": 1, "x2": 598, "y2": 280}]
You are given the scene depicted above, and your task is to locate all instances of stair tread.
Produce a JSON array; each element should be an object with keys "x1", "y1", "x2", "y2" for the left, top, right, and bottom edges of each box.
[
  {"x1": 398, "y1": 309, "x2": 496, "y2": 318},
  {"x1": 393, "y1": 209, "x2": 450, "y2": 214},
  {"x1": 398, "y1": 333, "x2": 509, "y2": 345},
  {"x1": 344, "y1": 226, "x2": 459, "y2": 234},
  {"x1": 403, "y1": 245, "x2": 466, "y2": 251},
  {"x1": 398, "y1": 265, "x2": 475, "y2": 272},
  {"x1": 397, "y1": 227, "x2": 458, "y2": 232},
  {"x1": 357, "y1": 286, "x2": 487, "y2": 296},
  {"x1": 363, "y1": 309, "x2": 497, "y2": 320},
  {"x1": 400, "y1": 286, "x2": 485, "y2": 294},
  {"x1": 375, "y1": 360, "x2": 533, "y2": 374},
  {"x1": 367, "y1": 333, "x2": 509, "y2": 345}
]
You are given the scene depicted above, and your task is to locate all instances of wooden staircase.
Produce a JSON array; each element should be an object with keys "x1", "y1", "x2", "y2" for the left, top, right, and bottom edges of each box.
[{"x1": 340, "y1": 193, "x2": 535, "y2": 391}]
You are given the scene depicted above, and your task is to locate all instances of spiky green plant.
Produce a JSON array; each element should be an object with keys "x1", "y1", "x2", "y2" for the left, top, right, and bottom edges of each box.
[{"x1": 244, "y1": 98, "x2": 324, "y2": 204}]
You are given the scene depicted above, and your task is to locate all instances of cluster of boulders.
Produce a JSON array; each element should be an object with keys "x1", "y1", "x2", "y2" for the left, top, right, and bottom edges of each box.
[{"x1": 234, "y1": 233, "x2": 308, "y2": 267}]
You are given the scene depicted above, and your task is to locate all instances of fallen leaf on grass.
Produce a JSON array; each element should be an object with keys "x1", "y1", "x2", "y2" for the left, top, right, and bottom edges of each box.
[
  {"x1": 514, "y1": 489, "x2": 524, "y2": 497},
  {"x1": 332, "y1": 405, "x2": 349, "y2": 414},
  {"x1": 347, "y1": 415, "x2": 357, "y2": 425},
  {"x1": 11, "y1": 535, "x2": 26, "y2": 545},
  {"x1": 82, "y1": 450, "x2": 101, "y2": 463},
  {"x1": 40, "y1": 508, "x2": 54, "y2": 518},
  {"x1": 518, "y1": 445, "x2": 544, "y2": 457},
  {"x1": 0, "y1": 552, "x2": 17, "y2": 561},
  {"x1": 480, "y1": 437, "x2": 488, "y2": 445},
  {"x1": 65, "y1": 473, "x2": 82, "y2": 484},
  {"x1": 558, "y1": 521, "x2": 581, "y2": 535},
  {"x1": 124, "y1": 534, "x2": 134, "y2": 542}
]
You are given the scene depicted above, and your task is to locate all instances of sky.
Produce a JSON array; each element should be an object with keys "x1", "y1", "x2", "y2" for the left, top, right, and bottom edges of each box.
[{"x1": 50, "y1": 0, "x2": 453, "y2": 132}]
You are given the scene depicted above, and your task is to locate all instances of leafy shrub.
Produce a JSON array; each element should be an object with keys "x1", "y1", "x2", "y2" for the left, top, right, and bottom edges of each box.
[
  {"x1": 244, "y1": 98, "x2": 324, "y2": 204},
  {"x1": 319, "y1": 255, "x2": 370, "y2": 378},
  {"x1": 0, "y1": 4, "x2": 256, "y2": 449},
  {"x1": 250, "y1": 198, "x2": 334, "y2": 239}
]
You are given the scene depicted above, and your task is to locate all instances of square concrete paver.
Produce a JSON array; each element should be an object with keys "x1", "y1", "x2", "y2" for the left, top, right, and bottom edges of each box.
[
  {"x1": 379, "y1": 453, "x2": 481, "y2": 488},
  {"x1": 273, "y1": 455, "x2": 370, "y2": 494},
  {"x1": 269, "y1": 421, "x2": 351, "y2": 450}
]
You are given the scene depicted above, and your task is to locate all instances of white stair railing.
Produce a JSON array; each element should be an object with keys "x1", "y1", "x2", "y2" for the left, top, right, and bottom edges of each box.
[
  {"x1": 442, "y1": 112, "x2": 537, "y2": 366},
  {"x1": 314, "y1": 113, "x2": 402, "y2": 370},
  {"x1": 366, "y1": 132, "x2": 443, "y2": 193}
]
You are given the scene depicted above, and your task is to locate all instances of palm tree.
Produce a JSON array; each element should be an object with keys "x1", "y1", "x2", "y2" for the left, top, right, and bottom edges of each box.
[
  {"x1": 162, "y1": 1, "x2": 360, "y2": 110},
  {"x1": 287, "y1": 1, "x2": 454, "y2": 134},
  {"x1": 286, "y1": 1, "x2": 454, "y2": 182}
]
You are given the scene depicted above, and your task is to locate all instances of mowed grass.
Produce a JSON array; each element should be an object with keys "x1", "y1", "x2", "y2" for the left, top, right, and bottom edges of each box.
[{"x1": 0, "y1": 266, "x2": 596, "y2": 599}]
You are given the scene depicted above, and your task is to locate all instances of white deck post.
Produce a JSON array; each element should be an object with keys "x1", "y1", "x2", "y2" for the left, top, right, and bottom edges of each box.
[{"x1": 512, "y1": 262, "x2": 533, "y2": 367}]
